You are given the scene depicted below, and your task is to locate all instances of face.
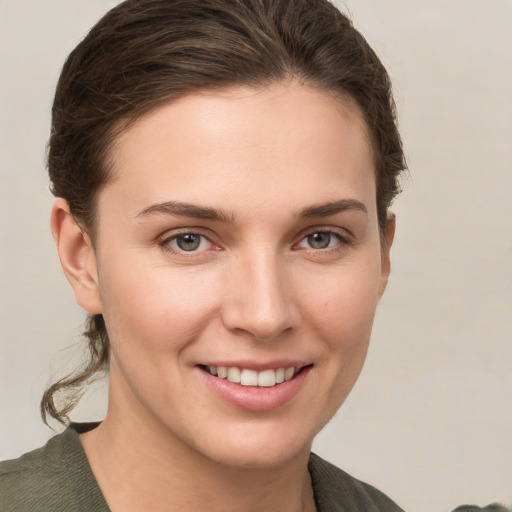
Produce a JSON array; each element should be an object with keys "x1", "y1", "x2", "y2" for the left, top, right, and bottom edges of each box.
[{"x1": 85, "y1": 83, "x2": 392, "y2": 468}]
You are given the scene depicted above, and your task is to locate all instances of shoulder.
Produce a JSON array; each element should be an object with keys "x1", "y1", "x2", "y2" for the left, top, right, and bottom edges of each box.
[
  {"x1": 452, "y1": 506, "x2": 512, "y2": 512},
  {"x1": 309, "y1": 452, "x2": 405, "y2": 512},
  {"x1": 0, "y1": 423, "x2": 109, "y2": 512},
  {"x1": 0, "y1": 430, "x2": 71, "y2": 511}
]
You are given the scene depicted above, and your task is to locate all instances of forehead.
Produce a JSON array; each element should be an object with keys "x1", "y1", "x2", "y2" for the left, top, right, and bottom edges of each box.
[{"x1": 101, "y1": 82, "x2": 376, "y2": 222}]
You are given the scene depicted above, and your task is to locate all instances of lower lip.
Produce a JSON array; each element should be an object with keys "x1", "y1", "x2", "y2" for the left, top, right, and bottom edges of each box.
[{"x1": 197, "y1": 366, "x2": 312, "y2": 412}]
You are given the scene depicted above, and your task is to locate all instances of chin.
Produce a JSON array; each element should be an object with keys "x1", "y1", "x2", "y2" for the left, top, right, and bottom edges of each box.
[
  {"x1": 206, "y1": 444, "x2": 308, "y2": 470},
  {"x1": 187, "y1": 421, "x2": 316, "y2": 470}
]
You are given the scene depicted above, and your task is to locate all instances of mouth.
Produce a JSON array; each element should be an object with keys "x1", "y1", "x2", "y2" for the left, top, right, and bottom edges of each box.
[{"x1": 198, "y1": 364, "x2": 311, "y2": 388}]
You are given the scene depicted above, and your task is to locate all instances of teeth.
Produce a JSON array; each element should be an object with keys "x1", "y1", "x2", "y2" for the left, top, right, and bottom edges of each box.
[
  {"x1": 206, "y1": 365, "x2": 299, "y2": 387},
  {"x1": 240, "y1": 369, "x2": 258, "y2": 386},
  {"x1": 258, "y1": 369, "x2": 276, "y2": 387},
  {"x1": 227, "y1": 367, "x2": 241, "y2": 383},
  {"x1": 284, "y1": 367, "x2": 295, "y2": 381}
]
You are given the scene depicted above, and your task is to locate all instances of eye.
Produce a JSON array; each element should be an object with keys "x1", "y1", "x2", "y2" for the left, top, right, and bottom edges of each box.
[
  {"x1": 297, "y1": 230, "x2": 349, "y2": 250},
  {"x1": 176, "y1": 233, "x2": 202, "y2": 251},
  {"x1": 306, "y1": 232, "x2": 333, "y2": 249},
  {"x1": 161, "y1": 232, "x2": 214, "y2": 253}
]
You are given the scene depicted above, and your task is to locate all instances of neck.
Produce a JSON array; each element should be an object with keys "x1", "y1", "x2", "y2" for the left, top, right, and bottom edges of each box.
[{"x1": 79, "y1": 409, "x2": 316, "y2": 512}]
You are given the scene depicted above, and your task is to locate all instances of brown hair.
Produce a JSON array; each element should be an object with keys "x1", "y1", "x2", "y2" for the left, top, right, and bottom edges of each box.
[{"x1": 42, "y1": 0, "x2": 406, "y2": 425}]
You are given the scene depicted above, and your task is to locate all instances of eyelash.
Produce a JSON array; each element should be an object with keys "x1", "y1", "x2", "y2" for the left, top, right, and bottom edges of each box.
[
  {"x1": 158, "y1": 228, "x2": 353, "y2": 256},
  {"x1": 296, "y1": 230, "x2": 352, "y2": 253},
  {"x1": 158, "y1": 230, "x2": 218, "y2": 256}
]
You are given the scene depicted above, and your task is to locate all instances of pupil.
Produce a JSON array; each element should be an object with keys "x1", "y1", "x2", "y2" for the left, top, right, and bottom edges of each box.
[
  {"x1": 177, "y1": 234, "x2": 200, "y2": 251},
  {"x1": 308, "y1": 232, "x2": 330, "y2": 249}
]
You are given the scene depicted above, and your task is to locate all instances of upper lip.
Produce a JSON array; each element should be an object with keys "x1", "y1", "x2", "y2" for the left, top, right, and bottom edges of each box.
[{"x1": 197, "y1": 360, "x2": 312, "y2": 371}]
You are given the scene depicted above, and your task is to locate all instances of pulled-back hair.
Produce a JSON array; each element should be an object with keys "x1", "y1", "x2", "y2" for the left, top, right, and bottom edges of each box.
[{"x1": 42, "y1": 0, "x2": 406, "y2": 425}]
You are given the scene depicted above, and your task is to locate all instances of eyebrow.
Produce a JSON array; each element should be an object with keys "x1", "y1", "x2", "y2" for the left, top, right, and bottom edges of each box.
[
  {"x1": 136, "y1": 201, "x2": 235, "y2": 223},
  {"x1": 297, "y1": 199, "x2": 368, "y2": 220},
  {"x1": 135, "y1": 198, "x2": 367, "y2": 223}
]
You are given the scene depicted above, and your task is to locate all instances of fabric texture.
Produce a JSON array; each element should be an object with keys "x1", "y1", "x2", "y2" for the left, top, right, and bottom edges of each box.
[
  {"x1": 1, "y1": 423, "x2": 508, "y2": 512},
  {"x1": 308, "y1": 452, "x2": 404, "y2": 511},
  {"x1": 0, "y1": 423, "x2": 108, "y2": 512}
]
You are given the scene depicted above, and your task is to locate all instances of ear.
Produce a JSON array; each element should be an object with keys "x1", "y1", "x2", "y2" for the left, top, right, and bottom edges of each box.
[
  {"x1": 50, "y1": 198, "x2": 102, "y2": 314},
  {"x1": 378, "y1": 212, "x2": 396, "y2": 298}
]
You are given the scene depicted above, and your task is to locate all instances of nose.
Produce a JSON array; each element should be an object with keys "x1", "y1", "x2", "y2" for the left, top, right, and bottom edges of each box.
[{"x1": 221, "y1": 249, "x2": 300, "y2": 341}]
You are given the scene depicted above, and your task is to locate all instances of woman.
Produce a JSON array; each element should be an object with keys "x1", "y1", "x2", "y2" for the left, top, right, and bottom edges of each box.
[{"x1": 2, "y1": 0, "x2": 405, "y2": 510}]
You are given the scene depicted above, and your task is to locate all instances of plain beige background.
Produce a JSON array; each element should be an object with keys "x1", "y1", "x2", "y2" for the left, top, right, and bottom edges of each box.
[{"x1": 0, "y1": 1, "x2": 511, "y2": 511}]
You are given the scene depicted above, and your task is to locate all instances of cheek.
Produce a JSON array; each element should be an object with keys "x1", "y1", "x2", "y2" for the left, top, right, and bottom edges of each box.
[
  {"x1": 295, "y1": 264, "x2": 381, "y2": 433},
  {"x1": 300, "y1": 261, "x2": 381, "y2": 348},
  {"x1": 98, "y1": 259, "x2": 221, "y2": 357}
]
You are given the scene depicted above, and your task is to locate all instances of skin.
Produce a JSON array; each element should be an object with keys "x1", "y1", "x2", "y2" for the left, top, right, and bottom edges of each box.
[{"x1": 52, "y1": 82, "x2": 394, "y2": 512}]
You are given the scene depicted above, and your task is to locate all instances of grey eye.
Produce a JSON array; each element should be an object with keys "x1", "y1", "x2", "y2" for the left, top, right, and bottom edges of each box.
[
  {"x1": 307, "y1": 232, "x2": 332, "y2": 249},
  {"x1": 176, "y1": 233, "x2": 201, "y2": 251}
]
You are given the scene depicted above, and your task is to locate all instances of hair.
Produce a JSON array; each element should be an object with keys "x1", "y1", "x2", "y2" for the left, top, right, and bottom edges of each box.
[{"x1": 42, "y1": 0, "x2": 406, "y2": 425}]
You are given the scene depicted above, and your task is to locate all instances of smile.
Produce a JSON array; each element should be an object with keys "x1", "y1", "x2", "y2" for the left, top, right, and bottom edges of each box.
[
  {"x1": 201, "y1": 365, "x2": 301, "y2": 388},
  {"x1": 198, "y1": 363, "x2": 313, "y2": 411}
]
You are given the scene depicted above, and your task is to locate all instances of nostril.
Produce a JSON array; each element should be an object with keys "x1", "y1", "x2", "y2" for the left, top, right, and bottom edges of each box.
[{"x1": 220, "y1": 268, "x2": 300, "y2": 340}]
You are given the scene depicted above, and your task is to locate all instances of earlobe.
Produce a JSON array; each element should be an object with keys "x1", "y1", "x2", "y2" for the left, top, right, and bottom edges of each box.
[
  {"x1": 378, "y1": 212, "x2": 396, "y2": 298},
  {"x1": 50, "y1": 198, "x2": 102, "y2": 314}
]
